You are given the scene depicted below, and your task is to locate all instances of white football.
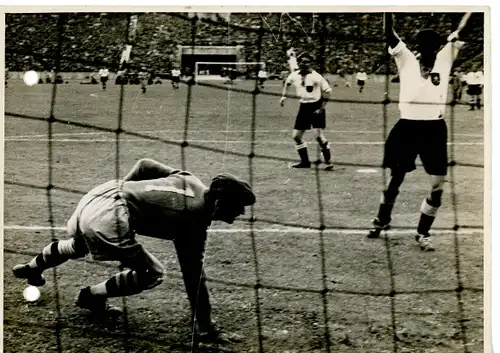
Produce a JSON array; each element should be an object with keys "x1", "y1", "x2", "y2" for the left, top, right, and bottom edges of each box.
[{"x1": 23, "y1": 285, "x2": 41, "y2": 302}]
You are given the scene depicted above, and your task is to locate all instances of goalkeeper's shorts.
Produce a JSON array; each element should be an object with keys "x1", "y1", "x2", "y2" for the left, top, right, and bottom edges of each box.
[{"x1": 66, "y1": 180, "x2": 139, "y2": 261}]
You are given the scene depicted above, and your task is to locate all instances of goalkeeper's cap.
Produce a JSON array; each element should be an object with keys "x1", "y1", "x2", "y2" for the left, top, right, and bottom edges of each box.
[
  {"x1": 210, "y1": 173, "x2": 256, "y2": 206},
  {"x1": 416, "y1": 29, "x2": 444, "y2": 48}
]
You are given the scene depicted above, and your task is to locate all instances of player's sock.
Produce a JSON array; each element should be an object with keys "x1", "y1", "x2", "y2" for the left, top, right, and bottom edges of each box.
[
  {"x1": 417, "y1": 200, "x2": 439, "y2": 235},
  {"x1": 417, "y1": 190, "x2": 442, "y2": 235},
  {"x1": 376, "y1": 202, "x2": 394, "y2": 226},
  {"x1": 91, "y1": 270, "x2": 143, "y2": 297},
  {"x1": 28, "y1": 239, "x2": 78, "y2": 272},
  {"x1": 476, "y1": 97, "x2": 481, "y2": 109},
  {"x1": 317, "y1": 138, "x2": 331, "y2": 163},
  {"x1": 295, "y1": 143, "x2": 310, "y2": 164}
]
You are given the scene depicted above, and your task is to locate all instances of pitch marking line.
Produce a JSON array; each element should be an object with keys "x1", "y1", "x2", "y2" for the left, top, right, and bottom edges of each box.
[
  {"x1": 3, "y1": 225, "x2": 483, "y2": 236},
  {"x1": 6, "y1": 130, "x2": 484, "y2": 139},
  {"x1": 3, "y1": 138, "x2": 483, "y2": 146}
]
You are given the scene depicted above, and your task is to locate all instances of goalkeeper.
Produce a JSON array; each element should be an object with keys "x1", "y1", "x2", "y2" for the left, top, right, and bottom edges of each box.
[{"x1": 13, "y1": 158, "x2": 255, "y2": 343}]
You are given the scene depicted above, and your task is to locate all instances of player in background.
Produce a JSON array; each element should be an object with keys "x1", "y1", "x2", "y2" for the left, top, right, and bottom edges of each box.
[
  {"x1": 356, "y1": 70, "x2": 367, "y2": 93},
  {"x1": 452, "y1": 69, "x2": 464, "y2": 102},
  {"x1": 171, "y1": 66, "x2": 181, "y2": 89},
  {"x1": 286, "y1": 47, "x2": 299, "y2": 72},
  {"x1": 258, "y1": 66, "x2": 268, "y2": 88},
  {"x1": 98, "y1": 67, "x2": 109, "y2": 90},
  {"x1": 280, "y1": 52, "x2": 334, "y2": 171},
  {"x1": 12, "y1": 158, "x2": 255, "y2": 343},
  {"x1": 138, "y1": 67, "x2": 148, "y2": 94},
  {"x1": 466, "y1": 66, "x2": 483, "y2": 110},
  {"x1": 367, "y1": 13, "x2": 469, "y2": 251},
  {"x1": 337, "y1": 67, "x2": 351, "y2": 87}
]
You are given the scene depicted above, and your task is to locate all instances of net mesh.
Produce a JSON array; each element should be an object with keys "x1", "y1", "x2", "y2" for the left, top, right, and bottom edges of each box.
[{"x1": 4, "y1": 11, "x2": 485, "y2": 353}]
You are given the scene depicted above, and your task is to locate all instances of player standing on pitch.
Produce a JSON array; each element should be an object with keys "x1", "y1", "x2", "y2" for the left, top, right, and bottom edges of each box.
[
  {"x1": 367, "y1": 13, "x2": 470, "y2": 251},
  {"x1": 12, "y1": 158, "x2": 255, "y2": 343},
  {"x1": 280, "y1": 52, "x2": 334, "y2": 171}
]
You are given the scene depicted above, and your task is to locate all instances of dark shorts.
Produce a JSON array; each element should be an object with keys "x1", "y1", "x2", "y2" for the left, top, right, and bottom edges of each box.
[
  {"x1": 294, "y1": 100, "x2": 326, "y2": 130},
  {"x1": 467, "y1": 84, "x2": 482, "y2": 95},
  {"x1": 172, "y1": 76, "x2": 180, "y2": 83},
  {"x1": 383, "y1": 118, "x2": 448, "y2": 176},
  {"x1": 100, "y1": 76, "x2": 108, "y2": 83},
  {"x1": 357, "y1": 79, "x2": 365, "y2": 86},
  {"x1": 259, "y1": 77, "x2": 267, "y2": 84}
]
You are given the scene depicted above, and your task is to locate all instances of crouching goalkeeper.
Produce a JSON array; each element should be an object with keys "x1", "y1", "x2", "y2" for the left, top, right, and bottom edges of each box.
[{"x1": 13, "y1": 158, "x2": 256, "y2": 343}]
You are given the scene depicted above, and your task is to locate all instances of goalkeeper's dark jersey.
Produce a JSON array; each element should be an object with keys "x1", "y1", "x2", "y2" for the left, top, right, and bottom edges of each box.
[{"x1": 122, "y1": 171, "x2": 210, "y2": 239}]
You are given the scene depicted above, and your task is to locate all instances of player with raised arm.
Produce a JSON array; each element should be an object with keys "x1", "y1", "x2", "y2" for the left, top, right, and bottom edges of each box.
[
  {"x1": 12, "y1": 158, "x2": 255, "y2": 343},
  {"x1": 367, "y1": 13, "x2": 469, "y2": 251},
  {"x1": 280, "y1": 52, "x2": 333, "y2": 171}
]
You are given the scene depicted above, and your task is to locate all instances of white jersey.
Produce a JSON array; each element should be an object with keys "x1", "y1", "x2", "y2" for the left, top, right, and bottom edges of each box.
[
  {"x1": 356, "y1": 72, "x2": 367, "y2": 81},
  {"x1": 171, "y1": 69, "x2": 181, "y2": 77},
  {"x1": 389, "y1": 40, "x2": 464, "y2": 120},
  {"x1": 98, "y1": 69, "x2": 109, "y2": 78},
  {"x1": 466, "y1": 71, "x2": 483, "y2": 85},
  {"x1": 258, "y1": 70, "x2": 268, "y2": 79},
  {"x1": 285, "y1": 70, "x2": 332, "y2": 103}
]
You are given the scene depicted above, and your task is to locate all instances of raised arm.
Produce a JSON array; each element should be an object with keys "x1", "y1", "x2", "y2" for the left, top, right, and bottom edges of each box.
[
  {"x1": 122, "y1": 158, "x2": 179, "y2": 181},
  {"x1": 384, "y1": 13, "x2": 401, "y2": 49},
  {"x1": 280, "y1": 74, "x2": 293, "y2": 106}
]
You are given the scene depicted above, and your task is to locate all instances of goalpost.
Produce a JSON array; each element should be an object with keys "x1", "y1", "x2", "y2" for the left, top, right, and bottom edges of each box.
[{"x1": 194, "y1": 61, "x2": 266, "y2": 81}]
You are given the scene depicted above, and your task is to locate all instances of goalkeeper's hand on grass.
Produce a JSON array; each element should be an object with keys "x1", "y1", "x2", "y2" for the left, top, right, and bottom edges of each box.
[{"x1": 280, "y1": 96, "x2": 286, "y2": 106}]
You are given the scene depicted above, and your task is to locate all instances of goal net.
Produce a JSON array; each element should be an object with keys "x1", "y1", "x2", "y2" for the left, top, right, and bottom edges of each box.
[{"x1": 194, "y1": 61, "x2": 265, "y2": 81}]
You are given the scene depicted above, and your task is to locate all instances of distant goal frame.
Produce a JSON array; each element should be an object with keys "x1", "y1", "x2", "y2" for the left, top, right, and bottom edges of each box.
[{"x1": 194, "y1": 61, "x2": 266, "y2": 81}]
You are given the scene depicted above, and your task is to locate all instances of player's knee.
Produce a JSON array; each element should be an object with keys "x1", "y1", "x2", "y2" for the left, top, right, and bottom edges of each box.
[{"x1": 292, "y1": 132, "x2": 303, "y2": 144}]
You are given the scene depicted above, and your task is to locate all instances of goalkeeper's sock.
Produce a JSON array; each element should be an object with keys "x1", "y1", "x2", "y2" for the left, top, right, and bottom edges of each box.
[
  {"x1": 91, "y1": 270, "x2": 143, "y2": 297},
  {"x1": 28, "y1": 239, "x2": 77, "y2": 272}
]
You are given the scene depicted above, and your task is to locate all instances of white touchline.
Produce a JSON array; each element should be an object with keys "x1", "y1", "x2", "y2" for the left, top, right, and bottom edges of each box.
[
  {"x1": 3, "y1": 224, "x2": 483, "y2": 235},
  {"x1": 3, "y1": 138, "x2": 484, "y2": 146},
  {"x1": 5, "y1": 130, "x2": 484, "y2": 139}
]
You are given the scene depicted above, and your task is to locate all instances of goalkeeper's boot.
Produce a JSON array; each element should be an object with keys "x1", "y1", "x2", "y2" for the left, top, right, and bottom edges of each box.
[
  {"x1": 324, "y1": 162, "x2": 334, "y2": 171},
  {"x1": 12, "y1": 264, "x2": 46, "y2": 287},
  {"x1": 367, "y1": 217, "x2": 390, "y2": 238},
  {"x1": 76, "y1": 287, "x2": 122, "y2": 316},
  {"x1": 415, "y1": 233, "x2": 435, "y2": 252}
]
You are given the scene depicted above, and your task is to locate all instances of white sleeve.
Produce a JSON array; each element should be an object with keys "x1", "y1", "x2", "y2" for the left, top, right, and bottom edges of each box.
[
  {"x1": 388, "y1": 41, "x2": 414, "y2": 69},
  {"x1": 285, "y1": 73, "x2": 295, "y2": 85},
  {"x1": 320, "y1": 76, "x2": 332, "y2": 93},
  {"x1": 437, "y1": 41, "x2": 464, "y2": 68}
]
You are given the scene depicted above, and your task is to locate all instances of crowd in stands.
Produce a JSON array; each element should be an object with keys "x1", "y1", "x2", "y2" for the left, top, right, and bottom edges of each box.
[{"x1": 6, "y1": 12, "x2": 484, "y2": 76}]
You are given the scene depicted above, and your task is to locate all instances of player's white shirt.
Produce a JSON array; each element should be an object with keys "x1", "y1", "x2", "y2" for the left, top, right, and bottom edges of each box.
[
  {"x1": 356, "y1": 72, "x2": 367, "y2": 81},
  {"x1": 466, "y1": 71, "x2": 483, "y2": 85},
  {"x1": 389, "y1": 40, "x2": 464, "y2": 120},
  {"x1": 99, "y1": 68, "x2": 109, "y2": 77},
  {"x1": 285, "y1": 70, "x2": 332, "y2": 103},
  {"x1": 258, "y1": 70, "x2": 268, "y2": 79},
  {"x1": 171, "y1": 69, "x2": 181, "y2": 77}
]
